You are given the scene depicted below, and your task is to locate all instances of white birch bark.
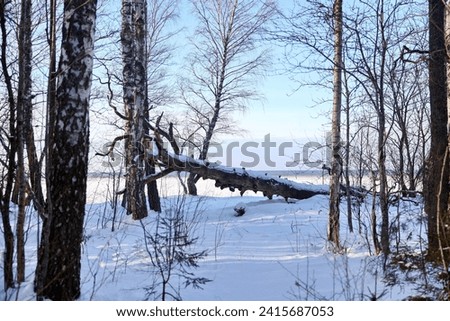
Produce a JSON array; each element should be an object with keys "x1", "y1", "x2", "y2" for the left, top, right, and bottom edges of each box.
[
  {"x1": 36, "y1": 0, "x2": 97, "y2": 300},
  {"x1": 328, "y1": 0, "x2": 343, "y2": 251}
]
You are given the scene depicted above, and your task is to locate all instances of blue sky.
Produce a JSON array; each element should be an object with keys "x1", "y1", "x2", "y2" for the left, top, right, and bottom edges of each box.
[{"x1": 237, "y1": 72, "x2": 330, "y2": 142}]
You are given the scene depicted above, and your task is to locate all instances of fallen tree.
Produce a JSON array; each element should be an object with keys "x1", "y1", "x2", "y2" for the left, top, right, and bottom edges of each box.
[
  {"x1": 145, "y1": 153, "x2": 329, "y2": 200},
  {"x1": 141, "y1": 115, "x2": 329, "y2": 201}
]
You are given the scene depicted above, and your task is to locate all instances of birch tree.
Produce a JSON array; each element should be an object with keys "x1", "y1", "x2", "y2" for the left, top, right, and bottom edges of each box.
[
  {"x1": 121, "y1": 0, "x2": 150, "y2": 220},
  {"x1": 35, "y1": 0, "x2": 98, "y2": 300},
  {"x1": 276, "y1": 0, "x2": 426, "y2": 255},
  {"x1": 182, "y1": 0, "x2": 276, "y2": 195},
  {"x1": 328, "y1": 0, "x2": 343, "y2": 251}
]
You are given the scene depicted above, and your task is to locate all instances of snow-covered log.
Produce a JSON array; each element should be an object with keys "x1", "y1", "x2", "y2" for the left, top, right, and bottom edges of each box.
[
  {"x1": 146, "y1": 152, "x2": 329, "y2": 200},
  {"x1": 139, "y1": 114, "x2": 329, "y2": 201}
]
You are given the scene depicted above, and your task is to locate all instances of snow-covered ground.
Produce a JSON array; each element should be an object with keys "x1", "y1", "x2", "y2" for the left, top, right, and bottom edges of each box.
[{"x1": 1, "y1": 173, "x2": 435, "y2": 301}]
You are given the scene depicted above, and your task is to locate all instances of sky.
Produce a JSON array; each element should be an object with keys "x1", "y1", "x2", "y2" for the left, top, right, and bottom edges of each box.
[{"x1": 238, "y1": 73, "x2": 330, "y2": 142}]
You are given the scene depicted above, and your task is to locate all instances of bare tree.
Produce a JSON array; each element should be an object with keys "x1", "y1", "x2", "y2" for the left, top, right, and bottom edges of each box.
[
  {"x1": 342, "y1": 0, "x2": 425, "y2": 256},
  {"x1": 386, "y1": 52, "x2": 429, "y2": 198},
  {"x1": 328, "y1": 0, "x2": 343, "y2": 251},
  {"x1": 276, "y1": 0, "x2": 427, "y2": 256},
  {"x1": 181, "y1": 0, "x2": 276, "y2": 195},
  {"x1": 95, "y1": 0, "x2": 180, "y2": 217},
  {"x1": 144, "y1": 0, "x2": 180, "y2": 213},
  {"x1": 35, "y1": 0, "x2": 98, "y2": 300},
  {"x1": 118, "y1": 0, "x2": 180, "y2": 218}
]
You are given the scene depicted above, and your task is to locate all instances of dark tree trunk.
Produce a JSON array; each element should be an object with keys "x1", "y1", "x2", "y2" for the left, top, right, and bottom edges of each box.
[
  {"x1": 0, "y1": 0, "x2": 18, "y2": 290},
  {"x1": 35, "y1": 0, "x2": 97, "y2": 300},
  {"x1": 35, "y1": 0, "x2": 57, "y2": 298},
  {"x1": 426, "y1": 0, "x2": 448, "y2": 261},
  {"x1": 187, "y1": 172, "x2": 198, "y2": 196},
  {"x1": 15, "y1": 0, "x2": 34, "y2": 284},
  {"x1": 145, "y1": 110, "x2": 161, "y2": 212},
  {"x1": 144, "y1": 72, "x2": 161, "y2": 212}
]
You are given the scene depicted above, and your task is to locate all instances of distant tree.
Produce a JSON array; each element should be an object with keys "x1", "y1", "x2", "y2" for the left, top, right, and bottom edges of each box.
[
  {"x1": 386, "y1": 53, "x2": 429, "y2": 198},
  {"x1": 35, "y1": 0, "x2": 98, "y2": 300},
  {"x1": 328, "y1": 0, "x2": 343, "y2": 251},
  {"x1": 276, "y1": 0, "x2": 427, "y2": 256},
  {"x1": 182, "y1": 0, "x2": 277, "y2": 195}
]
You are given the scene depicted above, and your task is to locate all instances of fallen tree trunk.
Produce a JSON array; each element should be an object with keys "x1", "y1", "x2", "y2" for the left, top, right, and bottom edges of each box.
[
  {"x1": 102, "y1": 116, "x2": 360, "y2": 202},
  {"x1": 145, "y1": 152, "x2": 329, "y2": 201},
  {"x1": 129, "y1": 114, "x2": 328, "y2": 201}
]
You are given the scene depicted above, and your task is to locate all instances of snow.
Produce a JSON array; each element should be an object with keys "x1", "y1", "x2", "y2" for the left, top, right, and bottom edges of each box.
[{"x1": 0, "y1": 175, "x2": 435, "y2": 301}]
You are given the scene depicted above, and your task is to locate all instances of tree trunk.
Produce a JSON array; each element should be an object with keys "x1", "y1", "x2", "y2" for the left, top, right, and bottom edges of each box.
[
  {"x1": 35, "y1": 0, "x2": 57, "y2": 298},
  {"x1": 35, "y1": 0, "x2": 97, "y2": 300},
  {"x1": 144, "y1": 112, "x2": 161, "y2": 212},
  {"x1": 378, "y1": 3, "x2": 390, "y2": 257},
  {"x1": 328, "y1": 0, "x2": 343, "y2": 251},
  {"x1": 122, "y1": 0, "x2": 148, "y2": 220},
  {"x1": 144, "y1": 58, "x2": 161, "y2": 212},
  {"x1": 15, "y1": 0, "x2": 33, "y2": 284},
  {"x1": 187, "y1": 53, "x2": 224, "y2": 196},
  {"x1": 145, "y1": 110, "x2": 161, "y2": 213},
  {"x1": 426, "y1": 0, "x2": 448, "y2": 261},
  {"x1": 187, "y1": 172, "x2": 198, "y2": 196},
  {"x1": 440, "y1": 2, "x2": 450, "y2": 266},
  {"x1": 378, "y1": 112, "x2": 390, "y2": 256},
  {"x1": 0, "y1": 0, "x2": 18, "y2": 290},
  {"x1": 371, "y1": 172, "x2": 382, "y2": 255},
  {"x1": 343, "y1": 71, "x2": 353, "y2": 233}
]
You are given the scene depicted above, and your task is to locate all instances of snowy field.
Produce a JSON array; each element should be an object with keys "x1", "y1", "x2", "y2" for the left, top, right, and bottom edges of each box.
[{"x1": 1, "y1": 173, "x2": 433, "y2": 301}]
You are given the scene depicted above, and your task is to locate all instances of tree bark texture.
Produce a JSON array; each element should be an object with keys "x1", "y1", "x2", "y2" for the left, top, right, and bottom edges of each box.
[
  {"x1": 426, "y1": 0, "x2": 449, "y2": 261},
  {"x1": 328, "y1": 0, "x2": 343, "y2": 251},
  {"x1": 439, "y1": 2, "x2": 450, "y2": 265},
  {"x1": 36, "y1": 0, "x2": 97, "y2": 301},
  {"x1": 16, "y1": 0, "x2": 33, "y2": 284},
  {"x1": 122, "y1": 0, "x2": 149, "y2": 219}
]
